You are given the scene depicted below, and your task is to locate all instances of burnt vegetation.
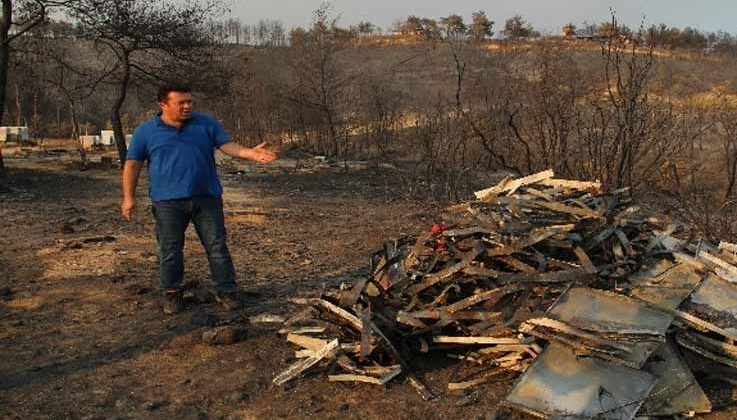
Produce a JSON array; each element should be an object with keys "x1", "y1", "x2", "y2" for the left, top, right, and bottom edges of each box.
[{"x1": 4, "y1": 5, "x2": 737, "y2": 240}]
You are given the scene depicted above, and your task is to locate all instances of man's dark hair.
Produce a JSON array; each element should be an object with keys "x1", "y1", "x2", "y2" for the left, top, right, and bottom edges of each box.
[{"x1": 157, "y1": 83, "x2": 191, "y2": 103}]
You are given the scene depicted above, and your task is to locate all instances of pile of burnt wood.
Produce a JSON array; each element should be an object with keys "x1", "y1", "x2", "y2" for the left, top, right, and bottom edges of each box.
[{"x1": 271, "y1": 170, "x2": 737, "y2": 419}]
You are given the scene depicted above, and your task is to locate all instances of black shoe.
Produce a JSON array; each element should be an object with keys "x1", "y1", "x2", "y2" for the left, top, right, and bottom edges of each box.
[
  {"x1": 215, "y1": 291, "x2": 243, "y2": 311},
  {"x1": 162, "y1": 289, "x2": 185, "y2": 315}
]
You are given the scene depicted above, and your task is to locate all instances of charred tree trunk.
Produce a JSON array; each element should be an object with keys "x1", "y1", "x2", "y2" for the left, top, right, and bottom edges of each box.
[
  {"x1": 32, "y1": 92, "x2": 39, "y2": 146},
  {"x1": 0, "y1": 0, "x2": 11, "y2": 175},
  {"x1": 14, "y1": 82, "x2": 21, "y2": 126},
  {"x1": 111, "y1": 55, "x2": 131, "y2": 167},
  {"x1": 325, "y1": 108, "x2": 339, "y2": 157},
  {"x1": 67, "y1": 98, "x2": 86, "y2": 170},
  {"x1": 56, "y1": 101, "x2": 61, "y2": 137}
]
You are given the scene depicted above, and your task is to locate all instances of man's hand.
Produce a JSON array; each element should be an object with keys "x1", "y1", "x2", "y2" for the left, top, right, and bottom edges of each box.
[
  {"x1": 219, "y1": 141, "x2": 279, "y2": 163},
  {"x1": 121, "y1": 197, "x2": 136, "y2": 220},
  {"x1": 122, "y1": 160, "x2": 143, "y2": 221},
  {"x1": 250, "y1": 142, "x2": 278, "y2": 164}
]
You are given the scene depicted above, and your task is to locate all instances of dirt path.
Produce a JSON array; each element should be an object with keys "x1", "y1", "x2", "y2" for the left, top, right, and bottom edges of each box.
[{"x1": 0, "y1": 156, "x2": 516, "y2": 420}]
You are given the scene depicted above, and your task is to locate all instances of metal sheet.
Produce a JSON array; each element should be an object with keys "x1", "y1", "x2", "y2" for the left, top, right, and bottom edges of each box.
[
  {"x1": 691, "y1": 275, "x2": 737, "y2": 317},
  {"x1": 679, "y1": 273, "x2": 737, "y2": 338},
  {"x1": 549, "y1": 287, "x2": 674, "y2": 334},
  {"x1": 505, "y1": 344, "x2": 656, "y2": 420},
  {"x1": 544, "y1": 287, "x2": 674, "y2": 368},
  {"x1": 640, "y1": 341, "x2": 712, "y2": 416},
  {"x1": 629, "y1": 261, "x2": 704, "y2": 311}
]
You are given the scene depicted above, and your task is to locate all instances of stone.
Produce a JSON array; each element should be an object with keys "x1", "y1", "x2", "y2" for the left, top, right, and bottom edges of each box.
[
  {"x1": 143, "y1": 400, "x2": 167, "y2": 411},
  {"x1": 202, "y1": 326, "x2": 247, "y2": 345},
  {"x1": 225, "y1": 390, "x2": 248, "y2": 404}
]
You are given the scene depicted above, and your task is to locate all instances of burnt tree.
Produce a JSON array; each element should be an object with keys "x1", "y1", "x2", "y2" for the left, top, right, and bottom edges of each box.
[
  {"x1": 0, "y1": 0, "x2": 70, "y2": 174},
  {"x1": 67, "y1": 0, "x2": 222, "y2": 165},
  {"x1": 281, "y1": 5, "x2": 355, "y2": 157}
]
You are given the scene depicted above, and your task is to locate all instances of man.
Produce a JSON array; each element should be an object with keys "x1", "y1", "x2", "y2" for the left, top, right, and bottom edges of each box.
[{"x1": 121, "y1": 84, "x2": 277, "y2": 314}]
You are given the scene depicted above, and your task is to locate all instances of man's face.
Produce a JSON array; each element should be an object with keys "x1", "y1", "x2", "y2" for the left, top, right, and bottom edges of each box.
[{"x1": 160, "y1": 91, "x2": 193, "y2": 122}]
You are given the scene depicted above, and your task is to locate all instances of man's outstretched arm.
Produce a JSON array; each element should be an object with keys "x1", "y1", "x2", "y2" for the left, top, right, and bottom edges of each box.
[
  {"x1": 122, "y1": 160, "x2": 143, "y2": 220},
  {"x1": 219, "y1": 141, "x2": 278, "y2": 164}
]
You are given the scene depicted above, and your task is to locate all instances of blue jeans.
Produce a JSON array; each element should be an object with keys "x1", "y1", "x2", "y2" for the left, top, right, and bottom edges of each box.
[{"x1": 152, "y1": 196, "x2": 237, "y2": 294}]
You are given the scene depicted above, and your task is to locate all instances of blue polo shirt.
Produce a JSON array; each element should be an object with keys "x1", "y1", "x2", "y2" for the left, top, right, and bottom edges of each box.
[{"x1": 127, "y1": 112, "x2": 232, "y2": 201}]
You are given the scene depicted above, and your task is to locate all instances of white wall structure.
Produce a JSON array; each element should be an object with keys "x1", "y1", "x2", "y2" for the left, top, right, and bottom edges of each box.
[
  {"x1": 98, "y1": 130, "x2": 132, "y2": 146},
  {"x1": 100, "y1": 130, "x2": 115, "y2": 146},
  {"x1": 0, "y1": 126, "x2": 30, "y2": 143}
]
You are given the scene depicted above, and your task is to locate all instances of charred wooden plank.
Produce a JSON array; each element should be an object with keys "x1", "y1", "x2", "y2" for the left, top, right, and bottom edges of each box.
[
  {"x1": 287, "y1": 333, "x2": 328, "y2": 351},
  {"x1": 615, "y1": 229, "x2": 634, "y2": 255},
  {"x1": 403, "y1": 231, "x2": 432, "y2": 271},
  {"x1": 474, "y1": 170, "x2": 555, "y2": 201},
  {"x1": 719, "y1": 241, "x2": 737, "y2": 254},
  {"x1": 328, "y1": 365, "x2": 402, "y2": 385},
  {"x1": 516, "y1": 200, "x2": 601, "y2": 219},
  {"x1": 538, "y1": 178, "x2": 602, "y2": 192},
  {"x1": 273, "y1": 339, "x2": 339, "y2": 385},
  {"x1": 398, "y1": 310, "x2": 503, "y2": 322},
  {"x1": 487, "y1": 224, "x2": 575, "y2": 257},
  {"x1": 675, "y1": 310, "x2": 737, "y2": 342},
  {"x1": 695, "y1": 250, "x2": 737, "y2": 284},
  {"x1": 396, "y1": 311, "x2": 429, "y2": 328},
  {"x1": 573, "y1": 246, "x2": 598, "y2": 274},
  {"x1": 447, "y1": 363, "x2": 525, "y2": 391},
  {"x1": 439, "y1": 285, "x2": 525, "y2": 313},
  {"x1": 289, "y1": 297, "x2": 363, "y2": 331},
  {"x1": 520, "y1": 318, "x2": 630, "y2": 352},
  {"x1": 408, "y1": 244, "x2": 485, "y2": 295},
  {"x1": 496, "y1": 255, "x2": 538, "y2": 274},
  {"x1": 339, "y1": 276, "x2": 370, "y2": 307},
  {"x1": 368, "y1": 320, "x2": 435, "y2": 400},
  {"x1": 497, "y1": 268, "x2": 593, "y2": 285},
  {"x1": 433, "y1": 336, "x2": 532, "y2": 345},
  {"x1": 442, "y1": 226, "x2": 493, "y2": 237},
  {"x1": 585, "y1": 225, "x2": 617, "y2": 250},
  {"x1": 461, "y1": 265, "x2": 500, "y2": 278},
  {"x1": 358, "y1": 306, "x2": 373, "y2": 360},
  {"x1": 473, "y1": 175, "x2": 512, "y2": 201},
  {"x1": 675, "y1": 332, "x2": 737, "y2": 369}
]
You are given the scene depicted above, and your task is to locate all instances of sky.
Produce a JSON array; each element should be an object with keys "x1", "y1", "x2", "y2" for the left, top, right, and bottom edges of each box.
[{"x1": 225, "y1": 0, "x2": 737, "y2": 35}]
